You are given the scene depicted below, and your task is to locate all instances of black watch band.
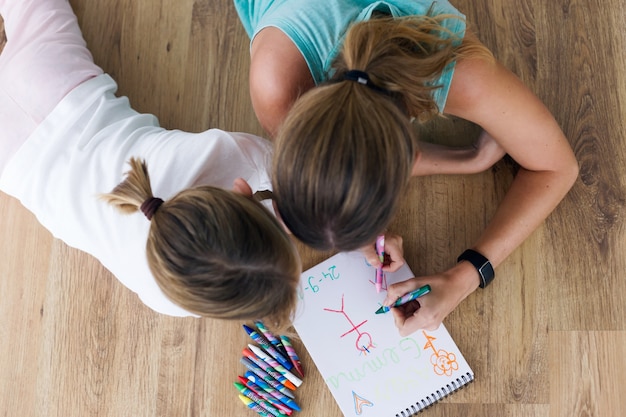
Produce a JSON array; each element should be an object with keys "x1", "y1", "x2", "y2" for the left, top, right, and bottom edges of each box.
[{"x1": 457, "y1": 249, "x2": 495, "y2": 288}]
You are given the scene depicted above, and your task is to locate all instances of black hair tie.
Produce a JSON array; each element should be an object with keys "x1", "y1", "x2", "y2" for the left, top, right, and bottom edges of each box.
[
  {"x1": 343, "y1": 70, "x2": 392, "y2": 95},
  {"x1": 140, "y1": 197, "x2": 164, "y2": 221}
]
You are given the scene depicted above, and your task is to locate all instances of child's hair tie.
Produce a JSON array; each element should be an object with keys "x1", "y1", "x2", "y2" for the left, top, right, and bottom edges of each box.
[
  {"x1": 343, "y1": 69, "x2": 392, "y2": 95},
  {"x1": 140, "y1": 197, "x2": 164, "y2": 220}
]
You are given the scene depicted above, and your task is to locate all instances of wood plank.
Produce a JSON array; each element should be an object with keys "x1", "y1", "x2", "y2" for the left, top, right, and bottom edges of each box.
[
  {"x1": 550, "y1": 331, "x2": 626, "y2": 417},
  {"x1": 1, "y1": 0, "x2": 626, "y2": 415}
]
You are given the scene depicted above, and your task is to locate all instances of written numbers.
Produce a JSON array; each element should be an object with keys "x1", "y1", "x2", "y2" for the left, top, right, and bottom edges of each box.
[{"x1": 303, "y1": 265, "x2": 340, "y2": 295}]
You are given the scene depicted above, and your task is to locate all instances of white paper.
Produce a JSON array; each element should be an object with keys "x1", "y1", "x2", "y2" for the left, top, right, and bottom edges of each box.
[{"x1": 293, "y1": 251, "x2": 473, "y2": 417}]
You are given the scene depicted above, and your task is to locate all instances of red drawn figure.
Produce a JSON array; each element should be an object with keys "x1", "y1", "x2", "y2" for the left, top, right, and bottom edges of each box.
[
  {"x1": 324, "y1": 294, "x2": 376, "y2": 355},
  {"x1": 423, "y1": 330, "x2": 459, "y2": 377},
  {"x1": 352, "y1": 390, "x2": 374, "y2": 415}
]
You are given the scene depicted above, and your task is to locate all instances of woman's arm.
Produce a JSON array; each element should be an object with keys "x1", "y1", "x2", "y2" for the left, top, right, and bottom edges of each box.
[
  {"x1": 446, "y1": 55, "x2": 579, "y2": 266},
  {"x1": 249, "y1": 27, "x2": 315, "y2": 137},
  {"x1": 389, "y1": 50, "x2": 579, "y2": 335}
]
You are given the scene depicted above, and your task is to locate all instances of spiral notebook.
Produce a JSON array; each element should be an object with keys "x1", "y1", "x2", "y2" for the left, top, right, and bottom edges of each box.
[{"x1": 293, "y1": 251, "x2": 474, "y2": 416}]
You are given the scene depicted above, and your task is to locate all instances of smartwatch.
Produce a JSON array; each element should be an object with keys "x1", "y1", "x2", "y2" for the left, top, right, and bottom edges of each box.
[{"x1": 457, "y1": 249, "x2": 495, "y2": 288}]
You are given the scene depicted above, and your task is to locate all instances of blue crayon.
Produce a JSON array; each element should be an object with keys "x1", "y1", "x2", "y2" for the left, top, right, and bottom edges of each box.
[
  {"x1": 240, "y1": 357, "x2": 294, "y2": 398},
  {"x1": 245, "y1": 371, "x2": 301, "y2": 411},
  {"x1": 243, "y1": 324, "x2": 293, "y2": 370}
]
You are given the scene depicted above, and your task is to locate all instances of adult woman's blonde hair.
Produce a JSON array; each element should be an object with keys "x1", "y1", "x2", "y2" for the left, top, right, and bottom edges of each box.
[
  {"x1": 101, "y1": 158, "x2": 301, "y2": 333},
  {"x1": 273, "y1": 14, "x2": 493, "y2": 251}
]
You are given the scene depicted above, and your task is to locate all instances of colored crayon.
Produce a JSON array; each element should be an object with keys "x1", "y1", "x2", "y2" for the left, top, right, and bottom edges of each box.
[
  {"x1": 243, "y1": 324, "x2": 293, "y2": 370},
  {"x1": 279, "y1": 335, "x2": 305, "y2": 378},
  {"x1": 234, "y1": 382, "x2": 285, "y2": 417},
  {"x1": 254, "y1": 321, "x2": 289, "y2": 357},
  {"x1": 238, "y1": 376, "x2": 293, "y2": 415},
  {"x1": 245, "y1": 371, "x2": 301, "y2": 411},
  {"x1": 248, "y1": 344, "x2": 303, "y2": 387},
  {"x1": 240, "y1": 357, "x2": 294, "y2": 398},
  {"x1": 243, "y1": 347, "x2": 297, "y2": 391},
  {"x1": 375, "y1": 284, "x2": 431, "y2": 314},
  {"x1": 238, "y1": 393, "x2": 271, "y2": 416},
  {"x1": 375, "y1": 235, "x2": 385, "y2": 293}
]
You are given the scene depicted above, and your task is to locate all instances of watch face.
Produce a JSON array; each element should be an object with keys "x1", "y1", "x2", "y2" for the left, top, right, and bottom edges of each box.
[{"x1": 478, "y1": 261, "x2": 494, "y2": 287}]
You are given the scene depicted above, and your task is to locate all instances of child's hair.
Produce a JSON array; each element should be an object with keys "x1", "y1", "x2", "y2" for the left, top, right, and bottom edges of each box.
[
  {"x1": 101, "y1": 158, "x2": 301, "y2": 333},
  {"x1": 272, "y1": 14, "x2": 493, "y2": 251}
]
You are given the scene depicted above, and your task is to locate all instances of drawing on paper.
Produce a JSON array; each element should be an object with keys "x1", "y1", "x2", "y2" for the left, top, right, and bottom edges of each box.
[
  {"x1": 352, "y1": 390, "x2": 374, "y2": 415},
  {"x1": 423, "y1": 330, "x2": 459, "y2": 376},
  {"x1": 324, "y1": 294, "x2": 376, "y2": 355}
]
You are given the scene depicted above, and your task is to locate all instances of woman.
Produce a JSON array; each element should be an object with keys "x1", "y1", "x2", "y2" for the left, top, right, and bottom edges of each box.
[
  {"x1": 235, "y1": 0, "x2": 579, "y2": 335},
  {"x1": 0, "y1": 0, "x2": 301, "y2": 331}
]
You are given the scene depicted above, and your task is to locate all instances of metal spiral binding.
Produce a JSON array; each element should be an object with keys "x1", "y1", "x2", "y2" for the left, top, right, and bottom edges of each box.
[{"x1": 396, "y1": 372, "x2": 475, "y2": 417}]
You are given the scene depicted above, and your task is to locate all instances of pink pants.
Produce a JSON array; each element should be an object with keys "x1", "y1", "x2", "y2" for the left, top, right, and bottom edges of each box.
[{"x1": 0, "y1": 0, "x2": 102, "y2": 171}]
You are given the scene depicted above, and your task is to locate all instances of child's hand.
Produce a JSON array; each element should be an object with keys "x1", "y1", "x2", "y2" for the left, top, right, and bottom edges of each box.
[{"x1": 359, "y1": 233, "x2": 405, "y2": 272}]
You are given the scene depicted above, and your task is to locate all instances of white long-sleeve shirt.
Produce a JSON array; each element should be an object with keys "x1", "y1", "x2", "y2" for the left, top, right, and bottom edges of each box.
[{"x1": 0, "y1": 74, "x2": 274, "y2": 317}]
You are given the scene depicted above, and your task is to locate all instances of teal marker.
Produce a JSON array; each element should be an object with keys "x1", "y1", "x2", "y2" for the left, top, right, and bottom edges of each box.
[{"x1": 375, "y1": 285, "x2": 431, "y2": 314}]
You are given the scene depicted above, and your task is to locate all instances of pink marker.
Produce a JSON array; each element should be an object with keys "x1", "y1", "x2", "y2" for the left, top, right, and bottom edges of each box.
[{"x1": 375, "y1": 235, "x2": 385, "y2": 293}]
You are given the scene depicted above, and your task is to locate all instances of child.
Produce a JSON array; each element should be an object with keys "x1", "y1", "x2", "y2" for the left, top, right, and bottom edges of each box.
[
  {"x1": 235, "y1": 0, "x2": 579, "y2": 335},
  {"x1": 0, "y1": 0, "x2": 300, "y2": 332}
]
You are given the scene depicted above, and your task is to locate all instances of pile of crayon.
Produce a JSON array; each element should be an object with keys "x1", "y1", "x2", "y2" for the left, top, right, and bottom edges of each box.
[{"x1": 235, "y1": 321, "x2": 305, "y2": 416}]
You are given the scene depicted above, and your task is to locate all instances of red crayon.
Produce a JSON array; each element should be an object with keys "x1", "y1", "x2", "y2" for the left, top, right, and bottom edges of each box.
[{"x1": 280, "y1": 335, "x2": 304, "y2": 378}]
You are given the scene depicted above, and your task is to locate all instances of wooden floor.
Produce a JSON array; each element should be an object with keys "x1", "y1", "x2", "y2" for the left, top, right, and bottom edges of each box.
[{"x1": 1, "y1": 0, "x2": 625, "y2": 416}]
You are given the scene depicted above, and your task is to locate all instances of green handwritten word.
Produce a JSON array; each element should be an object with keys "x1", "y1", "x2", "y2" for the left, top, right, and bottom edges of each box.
[{"x1": 325, "y1": 336, "x2": 423, "y2": 389}]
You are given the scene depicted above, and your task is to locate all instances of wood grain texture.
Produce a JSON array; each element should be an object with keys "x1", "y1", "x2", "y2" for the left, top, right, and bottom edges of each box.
[{"x1": 1, "y1": 0, "x2": 626, "y2": 416}]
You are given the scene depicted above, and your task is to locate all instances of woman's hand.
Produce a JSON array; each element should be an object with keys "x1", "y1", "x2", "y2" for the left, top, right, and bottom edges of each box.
[
  {"x1": 471, "y1": 130, "x2": 507, "y2": 171},
  {"x1": 411, "y1": 130, "x2": 506, "y2": 176},
  {"x1": 383, "y1": 261, "x2": 481, "y2": 336},
  {"x1": 359, "y1": 233, "x2": 405, "y2": 272}
]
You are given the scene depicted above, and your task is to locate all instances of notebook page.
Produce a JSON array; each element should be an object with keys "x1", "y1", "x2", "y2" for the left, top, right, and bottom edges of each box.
[{"x1": 293, "y1": 251, "x2": 473, "y2": 416}]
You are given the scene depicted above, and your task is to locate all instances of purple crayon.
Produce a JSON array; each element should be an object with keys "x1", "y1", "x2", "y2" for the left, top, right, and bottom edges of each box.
[
  {"x1": 234, "y1": 382, "x2": 284, "y2": 417},
  {"x1": 240, "y1": 357, "x2": 295, "y2": 398},
  {"x1": 254, "y1": 320, "x2": 289, "y2": 357},
  {"x1": 243, "y1": 324, "x2": 293, "y2": 370},
  {"x1": 238, "y1": 376, "x2": 293, "y2": 415},
  {"x1": 238, "y1": 394, "x2": 271, "y2": 417},
  {"x1": 280, "y1": 335, "x2": 305, "y2": 378},
  {"x1": 243, "y1": 347, "x2": 297, "y2": 391},
  {"x1": 245, "y1": 371, "x2": 301, "y2": 411}
]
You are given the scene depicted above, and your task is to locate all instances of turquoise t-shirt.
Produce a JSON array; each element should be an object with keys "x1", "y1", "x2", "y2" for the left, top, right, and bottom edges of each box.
[{"x1": 234, "y1": 0, "x2": 466, "y2": 111}]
